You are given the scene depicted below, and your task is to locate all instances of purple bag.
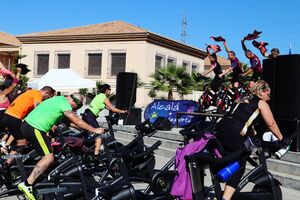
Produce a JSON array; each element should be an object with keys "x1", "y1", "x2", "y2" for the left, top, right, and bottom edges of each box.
[{"x1": 171, "y1": 133, "x2": 221, "y2": 200}]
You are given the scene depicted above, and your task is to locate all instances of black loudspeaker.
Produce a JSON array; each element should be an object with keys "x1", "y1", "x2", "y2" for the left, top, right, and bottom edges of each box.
[
  {"x1": 123, "y1": 108, "x2": 141, "y2": 125},
  {"x1": 276, "y1": 119, "x2": 300, "y2": 151},
  {"x1": 152, "y1": 117, "x2": 173, "y2": 131},
  {"x1": 116, "y1": 72, "x2": 137, "y2": 110},
  {"x1": 262, "y1": 55, "x2": 300, "y2": 120}
]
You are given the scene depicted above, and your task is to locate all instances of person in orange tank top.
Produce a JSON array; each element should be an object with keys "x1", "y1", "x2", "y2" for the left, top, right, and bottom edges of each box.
[{"x1": 0, "y1": 86, "x2": 55, "y2": 165}]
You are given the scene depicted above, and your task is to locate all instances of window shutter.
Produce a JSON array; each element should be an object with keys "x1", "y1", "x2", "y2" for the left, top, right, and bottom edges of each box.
[
  {"x1": 58, "y1": 54, "x2": 70, "y2": 69},
  {"x1": 88, "y1": 53, "x2": 102, "y2": 76},
  {"x1": 37, "y1": 54, "x2": 49, "y2": 75},
  {"x1": 111, "y1": 53, "x2": 126, "y2": 76}
]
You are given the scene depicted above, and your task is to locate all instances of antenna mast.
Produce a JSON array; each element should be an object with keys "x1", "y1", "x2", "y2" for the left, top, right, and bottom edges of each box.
[{"x1": 181, "y1": 14, "x2": 187, "y2": 43}]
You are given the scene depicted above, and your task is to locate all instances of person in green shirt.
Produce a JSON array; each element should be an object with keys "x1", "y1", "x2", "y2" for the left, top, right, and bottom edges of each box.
[
  {"x1": 18, "y1": 93, "x2": 104, "y2": 200},
  {"x1": 82, "y1": 84, "x2": 127, "y2": 155}
]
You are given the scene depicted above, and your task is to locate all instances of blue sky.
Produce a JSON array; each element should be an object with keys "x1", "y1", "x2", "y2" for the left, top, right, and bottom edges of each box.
[{"x1": 1, "y1": 0, "x2": 299, "y2": 64}]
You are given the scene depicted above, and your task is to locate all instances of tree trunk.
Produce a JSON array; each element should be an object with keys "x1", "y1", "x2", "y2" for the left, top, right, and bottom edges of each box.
[{"x1": 168, "y1": 90, "x2": 174, "y2": 100}]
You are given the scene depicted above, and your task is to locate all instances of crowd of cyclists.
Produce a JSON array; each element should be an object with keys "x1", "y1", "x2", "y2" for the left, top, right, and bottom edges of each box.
[
  {"x1": 198, "y1": 30, "x2": 280, "y2": 112},
  {"x1": 0, "y1": 30, "x2": 291, "y2": 200},
  {"x1": 195, "y1": 30, "x2": 285, "y2": 199}
]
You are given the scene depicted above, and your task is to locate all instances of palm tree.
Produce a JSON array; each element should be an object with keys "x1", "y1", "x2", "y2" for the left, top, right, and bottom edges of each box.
[
  {"x1": 148, "y1": 64, "x2": 194, "y2": 99},
  {"x1": 191, "y1": 73, "x2": 212, "y2": 91}
]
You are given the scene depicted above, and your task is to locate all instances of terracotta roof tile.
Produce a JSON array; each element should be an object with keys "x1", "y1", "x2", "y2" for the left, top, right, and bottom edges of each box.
[
  {"x1": 16, "y1": 21, "x2": 207, "y2": 59},
  {"x1": 18, "y1": 21, "x2": 148, "y2": 37},
  {"x1": 0, "y1": 32, "x2": 21, "y2": 46},
  {"x1": 204, "y1": 55, "x2": 231, "y2": 66}
]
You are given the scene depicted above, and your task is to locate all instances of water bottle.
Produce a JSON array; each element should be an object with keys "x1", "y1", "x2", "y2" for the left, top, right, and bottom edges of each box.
[
  {"x1": 217, "y1": 161, "x2": 240, "y2": 182},
  {"x1": 274, "y1": 145, "x2": 290, "y2": 159}
]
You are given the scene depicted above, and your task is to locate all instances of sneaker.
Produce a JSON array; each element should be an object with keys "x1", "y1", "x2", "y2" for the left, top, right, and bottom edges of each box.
[{"x1": 18, "y1": 182, "x2": 36, "y2": 200}]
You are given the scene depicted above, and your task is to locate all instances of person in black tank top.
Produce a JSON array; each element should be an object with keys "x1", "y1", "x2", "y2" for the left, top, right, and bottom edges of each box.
[
  {"x1": 215, "y1": 80, "x2": 284, "y2": 200},
  {"x1": 199, "y1": 47, "x2": 224, "y2": 92}
]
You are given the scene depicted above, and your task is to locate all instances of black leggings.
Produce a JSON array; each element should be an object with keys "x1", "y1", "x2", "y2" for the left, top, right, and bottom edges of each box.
[
  {"x1": 82, "y1": 109, "x2": 100, "y2": 128},
  {"x1": 217, "y1": 127, "x2": 247, "y2": 188},
  {"x1": 226, "y1": 156, "x2": 247, "y2": 188},
  {"x1": 211, "y1": 75, "x2": 223, "y2": 92},
  {"x1": 0, "y1": 110, "x2": 5, "y2": 132}
]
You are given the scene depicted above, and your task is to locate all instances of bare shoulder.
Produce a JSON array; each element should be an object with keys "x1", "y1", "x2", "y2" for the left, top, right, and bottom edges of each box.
[{"x1": 258, "y1": 100, "x2": 270, "y2": 110}]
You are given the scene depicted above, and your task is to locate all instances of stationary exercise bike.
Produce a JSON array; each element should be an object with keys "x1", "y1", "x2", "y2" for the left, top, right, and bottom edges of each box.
[{"x1": 185, "y1": 133, "x2": 296, "y2": 200}]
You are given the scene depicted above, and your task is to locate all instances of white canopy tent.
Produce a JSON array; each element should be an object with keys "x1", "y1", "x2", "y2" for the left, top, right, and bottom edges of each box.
[{"x1": 28, "y1": 69, "x2": 96, "y2": 90}]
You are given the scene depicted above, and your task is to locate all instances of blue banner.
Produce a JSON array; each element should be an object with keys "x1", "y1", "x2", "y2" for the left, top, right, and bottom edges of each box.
[{"x1": 144, "y1": 100, "x2": 199, "y2": 128}]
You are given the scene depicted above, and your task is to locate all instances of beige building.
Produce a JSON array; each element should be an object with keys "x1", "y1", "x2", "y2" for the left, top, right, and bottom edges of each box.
[
  {"x1": 0, "y1": 32, "x2": 21, "y2": 70},
  {"x1": 15, "y1": 21, "x2": 206, "y2": 107}
]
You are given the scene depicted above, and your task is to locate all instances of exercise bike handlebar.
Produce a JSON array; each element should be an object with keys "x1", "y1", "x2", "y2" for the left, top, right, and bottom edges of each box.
[
  {"x1": 186, "y1": 132, "x2": 297, "y2": 169},
  {"x1": 261, "y1": 132, "x2": 297, "y2": 151},
  {"x1": 131, "y1": 140, "x2": 162, "y2": 160}
]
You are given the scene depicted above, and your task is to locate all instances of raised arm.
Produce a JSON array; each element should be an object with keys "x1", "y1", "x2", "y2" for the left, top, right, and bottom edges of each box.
[
  {"x1": 206, "y1": 47, "x2": 212, "y2": 59},
  {"x1": 223, "y1": 41, "x2": 230, "y2": 56},
  {"x1": 241, "y1": 40, "x2": 248, "y2": 52},
  {"x1": 262, "y1": 52, "x2": 270, "y2": 58},
  {"x1": 201, "y1": 48, "x2": 214, "y2": 76},
  {"x1": 1, "y1": 67, "x2": 21, "y2": 96}
]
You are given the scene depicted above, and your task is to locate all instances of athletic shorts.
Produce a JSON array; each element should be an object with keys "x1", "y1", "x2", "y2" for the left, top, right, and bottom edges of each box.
[
  {"x1": 82, "y1": 109, "x2": 100, "y2": 128},
  {"x1": 1, "y1": 113, "x2": 23, "y2": 139},
  {"x1": 21, "y1": 122, "x2": 53, "y2": 156}
]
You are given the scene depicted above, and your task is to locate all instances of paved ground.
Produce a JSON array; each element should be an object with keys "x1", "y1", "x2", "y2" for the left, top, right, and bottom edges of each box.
[{"x1": 1, "y1": 154, "x2": 300, "y2": 200}]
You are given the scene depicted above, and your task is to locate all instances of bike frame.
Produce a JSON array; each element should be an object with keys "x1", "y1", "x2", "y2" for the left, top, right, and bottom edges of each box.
[{"x1": 188, "y1": 147, "x2": 281, "y2": 200}]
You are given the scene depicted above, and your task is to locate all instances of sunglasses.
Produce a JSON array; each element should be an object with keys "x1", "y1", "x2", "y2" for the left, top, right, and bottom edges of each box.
[
  {"x1": 261, "y1": 84, "x2": 270, "y2": 91},
  {"x1": 70, "y1": 95, "x2": 83, "y2": 110}
]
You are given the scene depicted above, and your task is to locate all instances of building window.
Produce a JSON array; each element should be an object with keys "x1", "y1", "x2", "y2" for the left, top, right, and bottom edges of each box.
[
  {"x1": 191, "y1": 63, "x2": 199, "y2": 74},
  {"x1": 36, "y1": 54, "x2": 49, "y2": 75},
  {"x1": 167, "y1": 56, "x2": 176, "y2": 65},
  {"x1": 111, "y1": 53, "x2": 126, "y2": 76},
  {"x1": 155, "y1": 54, "x2": 165, "y2": 71},
  {"x1": 57, "y1": 53, "x2": 70, "y2": 69},
  {"x1": 87, "y1": 53, "x2": 102, "y2": 76},
  {"x1": 182, "y1": 61, "x2": 190, "y2": 73}
]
